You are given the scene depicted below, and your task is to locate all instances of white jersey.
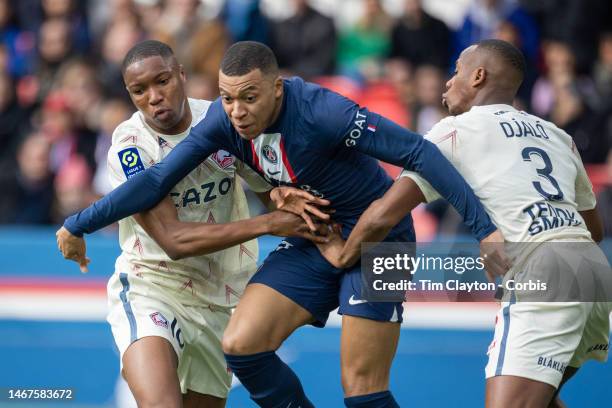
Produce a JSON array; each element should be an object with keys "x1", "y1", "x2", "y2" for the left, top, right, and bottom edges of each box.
[
  {"x1": 402, "y1": 104, "x2": 596, "y2": 243},
  {"x1": 108, "y1": 98, "x2": 271, "y2": 307}
]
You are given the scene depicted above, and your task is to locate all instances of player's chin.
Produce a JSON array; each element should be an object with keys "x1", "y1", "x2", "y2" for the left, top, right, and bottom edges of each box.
[
  {"x1": 153, "y1": 115, "x2": 178, "y2": 130},
  {"x1": 237, "y1": 128, "x2": 260, "y2": 140}
]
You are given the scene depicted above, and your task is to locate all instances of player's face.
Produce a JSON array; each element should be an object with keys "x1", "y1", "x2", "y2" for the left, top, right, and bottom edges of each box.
[
  {"x1": 219, "y1": 69, "x2": 283, "y2": 140},
  {"x1": 124, "y1": 56, "x2": 190, "y2": 134},
  {"x1": 442, "y1": 48, "x2": 478, "y2": 115}
]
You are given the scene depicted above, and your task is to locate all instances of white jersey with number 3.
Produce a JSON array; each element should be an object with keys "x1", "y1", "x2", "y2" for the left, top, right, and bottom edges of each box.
[
  {"x1": 402, "y1": 104, "x2": 596, "y2": 243},
  {"x1": 107, "y1": 98, "x2": 271, "y2": 307}
]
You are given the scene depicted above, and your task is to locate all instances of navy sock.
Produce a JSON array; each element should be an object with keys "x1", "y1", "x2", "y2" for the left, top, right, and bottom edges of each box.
[
  {"x1": 344, "y1": 391, "x2": 399, "y2": 408},
  {"x1": 225, "y1": 351, "x2": 314, "y2": 408}
]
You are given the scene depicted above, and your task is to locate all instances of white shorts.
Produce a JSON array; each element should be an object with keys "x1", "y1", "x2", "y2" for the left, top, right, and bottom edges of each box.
[
  {"x1": 107, "y1": 271, "x2": 232, "y2": 398},
  {"x1": 485, "y1": 241, "x2": 611, "y2": 388}
]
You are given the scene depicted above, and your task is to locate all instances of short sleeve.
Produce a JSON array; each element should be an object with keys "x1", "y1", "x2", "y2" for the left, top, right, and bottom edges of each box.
[
  {"x1": 235, "y1": 160, "x2": 272, "y2": 193},
  {"x1": 572, "y1": 145, "x2": 597, "y2": 211},
  {"x1": 398, "y1": 118, "x2": 459, "y2": 203},
  {"x1": 107, "y1": 125, "x2": 157, "y2": 189}
]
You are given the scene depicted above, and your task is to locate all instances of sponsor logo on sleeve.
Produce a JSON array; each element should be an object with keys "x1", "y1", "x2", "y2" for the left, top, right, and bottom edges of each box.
[
  {"x1": 149, "y1": 312, "x2": 169, "y2": 328},
  {"x1": 118, "y1": 147, "x2": 145, "y2": 179},
  {"x1": 211, "y1": 149, "x2": 235, "y2": 169}
]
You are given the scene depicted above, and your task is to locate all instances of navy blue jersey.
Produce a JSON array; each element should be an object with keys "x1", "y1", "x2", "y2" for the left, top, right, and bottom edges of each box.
[{"x1": 65, "y1": 77, "x2": 495, "y2": 240}]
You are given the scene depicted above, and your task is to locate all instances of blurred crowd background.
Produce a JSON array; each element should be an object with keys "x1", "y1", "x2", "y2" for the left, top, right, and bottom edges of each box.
[{"x1": 0, "y1": 0, "x2": 610, "y2": 239}]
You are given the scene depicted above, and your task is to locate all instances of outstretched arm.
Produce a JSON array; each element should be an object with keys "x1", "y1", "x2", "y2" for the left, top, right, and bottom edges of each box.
[
  {"x1": 136, "y1": 197, "x2": 329, "y2": 260},
  {"x1": 315, "y1": 88, "x2": 496, "y2": 242},
  {"x1": 64, "y1": 131, "x2": 215, "y2": 237},
  {"x1": 58, "y1": 194, "x2": 328, "y2": 271},
  {"x1": 351, "y1": 115, "x2": 497, "y2": 241}
]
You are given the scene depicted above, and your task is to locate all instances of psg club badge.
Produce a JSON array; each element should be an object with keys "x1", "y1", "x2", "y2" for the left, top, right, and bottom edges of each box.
[
  {"x1": 262, "y1": 145, "x2": 278, "y2": 164},
  {"x1": 149, "y1": 312, "x2": 169, "y2": 329}
]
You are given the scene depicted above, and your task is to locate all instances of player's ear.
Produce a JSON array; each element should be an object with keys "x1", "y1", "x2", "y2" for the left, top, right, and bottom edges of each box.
[
  {"x1": 178, "y1": 64, "x2": 186, "y2": 83},
  {"x1": 273, "y1": 75, "x2": 283, "y2": 98},
  {"x1": 472, "y1": 67, "x2": 486, "y2": 87}
]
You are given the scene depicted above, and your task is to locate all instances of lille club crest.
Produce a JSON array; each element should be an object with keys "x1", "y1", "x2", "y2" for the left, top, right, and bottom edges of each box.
[
  {"x1": 211, "y1": 150, "x2": 235, "y2": 169},
  {"x1": 150, "y1": 312, "x2": 169, "y2": 328}
]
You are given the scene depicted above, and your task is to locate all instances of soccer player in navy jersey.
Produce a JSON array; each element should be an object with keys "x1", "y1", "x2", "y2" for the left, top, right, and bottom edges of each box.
[{"x1": 58, "y1": 41, "x2": 505, "y2": 408}]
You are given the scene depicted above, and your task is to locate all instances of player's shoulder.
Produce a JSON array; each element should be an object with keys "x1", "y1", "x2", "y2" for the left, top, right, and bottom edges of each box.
[
  {"x1": 110, "y1": 111, "x2": 149, "y2": 147},
  {"x1": 423, "y1": 115, "x2": 458, "y2": 142},
  {"x1": 521, "y1": 110, "x2": 573, "y2": 142},
  {"x1": 188, "y1": 98, "x2": 213, "y2": 125}
]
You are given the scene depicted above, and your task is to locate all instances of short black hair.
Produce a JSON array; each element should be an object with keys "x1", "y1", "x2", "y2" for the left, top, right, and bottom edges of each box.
[
  {"x1": 220, "y1": 41, "x2": 279, "y2": 77},
  {"x1": 475, "y1": 39, "x2": 526, "y2": 82},
  {"x1": 122, "y1": 40, "x2": 176, "y2": 75}
]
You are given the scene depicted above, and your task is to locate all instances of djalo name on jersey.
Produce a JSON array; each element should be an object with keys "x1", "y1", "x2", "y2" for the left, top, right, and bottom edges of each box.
[{"x1": 499, "y1": 118, "x2": 549, "y2": 140}]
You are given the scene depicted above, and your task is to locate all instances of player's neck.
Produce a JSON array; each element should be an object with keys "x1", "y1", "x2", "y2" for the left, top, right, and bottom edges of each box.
[
  {"x1": 471, "y1": 89, "x2": 514, "y2": 109},
  {"x1": 268, "y1": 92, "x2": 284, "y2": 128}
]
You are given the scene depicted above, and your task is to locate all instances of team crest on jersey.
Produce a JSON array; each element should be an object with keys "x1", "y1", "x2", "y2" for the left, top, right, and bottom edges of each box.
[
  {"x1": 251, "y1": 133, "x2": 297, "y2": 184},
  {"x1": 211, "y1": 150, "x2": 235, "y2": 169},
  {"x1": 262, "y1": 145, "x2": 278, "y2": 164},
  {"x1": 149, "y1": 312, "x2": 168, "y2": 328}
]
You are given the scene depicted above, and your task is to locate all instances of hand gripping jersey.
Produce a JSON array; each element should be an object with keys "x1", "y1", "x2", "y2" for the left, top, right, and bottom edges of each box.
[
  {"x1": 401, "y1": 104, "x2": 596, "y2": 243},
  {"x1": 65, "y1": 77, "x2": 496, "y2": 243},
  {"x1": 108, "y1": 98, "x2": 271, "y2": 307}
]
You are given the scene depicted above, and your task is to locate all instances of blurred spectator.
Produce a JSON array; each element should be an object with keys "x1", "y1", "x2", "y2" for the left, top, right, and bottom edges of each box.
[
  {"x1": 384, "y1": 59, "x2": 415, "y2": 123},
  {"x1": 133, "y1": 0, "x2": 163, "y2": 35},
  {"x1": 270, "y1": 0, "x2": 336, "y2": 79},
  {"x1": 598, "y1": 150, "x2": 612, "y2": 237},
  {"x1": 56, "y1": 59, "x2": 104, "y2": 137},
  {"x1": 0, "y1": 0, "x2": 35, "y2": 78},
  {"x1": 336, "y1": 0, "x2": 391, "y2": 82},
  {"x1": 412, "y1": 65, "x2": 446, "y2": 134},
  {"x1": 453, "y1": 0, "x2": 538, "y2": 71},
  {"x1": 390, "y1": 0, "x2": 451, "y2": 71},
  {"x1": 92, "y1": 98, "x2": 132, "y2": 196},
  {"x1": 88, "y1": 0, "x2": 143, "y2": 38},
  {"x1": 0, "y1": 70, "x2": 29, "y2": 169},
  {"x1": 531, "y1": 40, "x2": 606, "y2": 163},
  {"x1": 594, "y1": 32, "x2": 612, "y2": 99},
  {"x1": 98, "y1": 18, "x2": 143, "y2": 100},
  {"x1": 221, "y1": 0, "x2": 269, "y2": 43},
  {"x1": 154, "y1": 0, "x2": 228, "y2": 89},
  {"x1": 565, "y1": 0, "x2": 612, "y2": 74},
  {"x1": 34, "y1": 17, "x2": 75, "y2": 101},
  {"x1": 519, "y1": 0, "x2": 577, "y2": 44},
  {"x1": 187, "y1": 73, "x2": 218, "y2": 101},
  {"x1": 41, "y1": 0, "x2": 90, "y2": 53},
  {"x1": 53, "y1": 154, "x2": 92, "y2": 223},
  {"x1": 493, "y1": 19, "x2": 537, "y2": 108},
  {"x1": 39, "y1": 91, "x2": 96, "y2": 174},
  {"x1": 0, "y1": 132, "x2": 55, "y2": 224}
]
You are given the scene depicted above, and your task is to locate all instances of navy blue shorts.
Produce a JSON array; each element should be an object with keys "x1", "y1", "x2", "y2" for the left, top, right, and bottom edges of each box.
[{"x1": 249, "y1": 237, "x2": 403, "y2": 327}]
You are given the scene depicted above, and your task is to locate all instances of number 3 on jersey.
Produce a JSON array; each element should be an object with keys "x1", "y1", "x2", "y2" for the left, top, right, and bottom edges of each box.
[{"x1": 521, "y1": 147, "x2": 564, "y2": 201}]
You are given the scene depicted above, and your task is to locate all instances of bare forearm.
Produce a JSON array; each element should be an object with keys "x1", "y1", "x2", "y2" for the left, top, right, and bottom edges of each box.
[
  {"x1": 163, "y1": 214, "x2": 273, "y2": 259},
  {"x1": 337, "y1": 178, "x2": 424, "y2": 268},
  {"x1": 337, "y1": 201, "x2": 397, "y2": 267},
  {"x1": 580, "y1": 208, "x2": 603, "y2": 243}
]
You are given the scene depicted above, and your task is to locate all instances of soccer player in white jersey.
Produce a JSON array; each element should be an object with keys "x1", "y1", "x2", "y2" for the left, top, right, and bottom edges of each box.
[
  {"x1": 56, "y1": 41, "x2": 329, "y2": 408},
  {"x1": 316, "y1": 39, "x2": 610, "y2": 407}
]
